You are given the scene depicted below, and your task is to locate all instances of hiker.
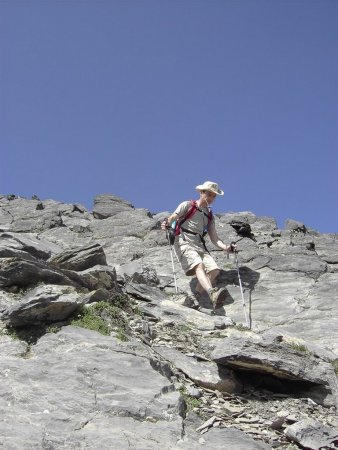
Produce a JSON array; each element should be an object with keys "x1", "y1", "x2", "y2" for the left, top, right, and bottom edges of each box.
[{"x1": 161, "y1": 181, "x2": 236, "y2": 310}]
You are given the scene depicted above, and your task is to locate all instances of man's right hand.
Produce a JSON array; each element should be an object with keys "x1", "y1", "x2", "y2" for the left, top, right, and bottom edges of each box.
[{"x1": 161, "y1": 219, "x2": 169, "y2": 230}]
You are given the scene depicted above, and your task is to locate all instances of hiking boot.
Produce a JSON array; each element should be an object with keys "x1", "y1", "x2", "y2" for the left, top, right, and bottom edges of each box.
[{"x1": 209, "y1": 287, "x2": 228, "y2": 310}]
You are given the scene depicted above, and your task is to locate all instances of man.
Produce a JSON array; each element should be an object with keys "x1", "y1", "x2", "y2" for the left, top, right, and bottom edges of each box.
[{"x1": 161, "y1": 181, "x2": 236, "y2": 310}]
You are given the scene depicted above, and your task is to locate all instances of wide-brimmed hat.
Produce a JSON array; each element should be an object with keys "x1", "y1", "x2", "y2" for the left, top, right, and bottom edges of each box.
[{"x1": 195, "y1": 181, "x2": 224, "y2": 196}]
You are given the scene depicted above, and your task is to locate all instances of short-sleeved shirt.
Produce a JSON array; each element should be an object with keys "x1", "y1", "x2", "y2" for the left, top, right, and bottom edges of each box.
[{"x1": 174, "y1": 200, "x2": 215, "y2": 251}]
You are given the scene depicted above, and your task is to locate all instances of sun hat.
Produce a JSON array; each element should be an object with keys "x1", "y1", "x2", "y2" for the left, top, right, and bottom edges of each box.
[{"x1": 195, "y1": 181, "x2": 224, "y2": 196}]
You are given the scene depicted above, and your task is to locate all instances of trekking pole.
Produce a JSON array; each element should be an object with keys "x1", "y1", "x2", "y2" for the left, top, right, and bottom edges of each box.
[
  {"x1": 165, "y1": 227, "x2": 178, "y2": 294},
  {"x1": 234, "y1": 250, "x2": 250, "y2": 328}
]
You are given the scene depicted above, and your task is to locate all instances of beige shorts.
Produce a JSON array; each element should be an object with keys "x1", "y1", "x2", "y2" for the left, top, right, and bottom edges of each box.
[{"x1": 177, "y1": 244, "x2": 219, "y2": 276}]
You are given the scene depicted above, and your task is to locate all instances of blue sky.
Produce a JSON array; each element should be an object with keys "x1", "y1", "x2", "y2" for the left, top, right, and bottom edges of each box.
[{"x1": 1, "y1": 0, "x2": 337, "y2": 233}]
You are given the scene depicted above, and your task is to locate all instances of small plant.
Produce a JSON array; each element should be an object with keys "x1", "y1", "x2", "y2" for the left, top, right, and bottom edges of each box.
[
  {"x1": 46, "y1": 325, "x2": 61, "y2": 334},
  {"x1": 287, "y1": 341, "x2": 309, "y2": 354},
  {"x1": 234, "y1": 324, "x2": 250, "y2": 331},
  {"x1": 179, "y1": 388, "x2": 201, "y2": 411},
  {"x1": 71, "y1": 309, "x2": 110, "y2": 335},
  {"x1": 115, "y1": 327, "x2": 128, "y2": 342},
  {"x1": 110, "y1": 293, "x2": 130, "y2": 309},
  {"x1": 331, "y1": 359, "x2": 338, "y2": 377},
  {"x1": 132, "y1": 304, "x2": 143, "y2": 317},
  {"x1": 5, "y1": 325, "x2": 47, "y2": 344},
  {"x1": 178, "y1": 324, "x2": 191, "y2": 333},
  {"x1": 70, "y1": 301, "x2": 129, "y2": 340}
]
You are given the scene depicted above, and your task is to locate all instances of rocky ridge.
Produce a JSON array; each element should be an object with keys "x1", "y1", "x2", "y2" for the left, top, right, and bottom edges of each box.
[{"x1": 0, "y1": 193, "x2": 337, "y2": 450}]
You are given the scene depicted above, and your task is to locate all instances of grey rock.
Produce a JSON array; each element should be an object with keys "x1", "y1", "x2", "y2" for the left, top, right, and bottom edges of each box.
[
  {"x1": 209, "y1": 329, "x2": 338, "y2": 407},
  {"x1": 1, "y1": 285, "x2": 82, "y2": 326},
  {"x1": 272, "y1": 272, "x2": 338, "y2": 354},
  {"x1": 48, "y1": 243, "x2": 107, "y2": 271},
  {"x1": 284, "y1": 419, "x2": 338, "y2": 449},
  {"x1": 91, "y1": 209, "x2": 155, "y2": 240},
  {"x1": 125, "y1": 282, "x2": 167, "y2": 303},
  {"x1": 0, "y1": 256, "x2": 77, "y2": 288},
  {"x1": 76, "y1": 265, "x2": 119, "y2": 291},
  {"x1": 285, "y1": 219, "x2": 307, "y2": 233},
  {"x1": 266, "y1": 251, "x2": 327, "y2": 277},
  {"x1": 82, "y1": 288, "x2": 111, "y2": 304},
  {"x1": 93, "y1": 193, "x2": 134, "y2": 219},
  {"x1": 314, "y1": 234, "x2": 338, "y2": 264},
  {"x1": 0, "y1": 326, "x2": 184, "y2": 449},
  {"x1": 0, "y1": 335, "x2": 29, "y2": 357},
  {"x1": 184, "y1": 427, "x2": 273, "y2": 449},
  {"x1": 116, "y1": 260, "x2": 160, "y2": 285},
  {"x1": 0, "y1": 197, "x2": 64, "y2": 232},
  {"x1": 140, "y1": 298, "x2": 227, "y2": 332},
  {"x1": 39, "y1": 226, "x2": 93, "y2": 251},
  {"x1": 154, "y1": 346, "x2": 242, "y2": 394},
  {"x1": 0, "y1": 232, "x2": 59, "y2": 260}
]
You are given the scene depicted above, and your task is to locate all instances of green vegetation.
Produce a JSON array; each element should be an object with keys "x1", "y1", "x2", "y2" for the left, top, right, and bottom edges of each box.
[
  {"x1": 234, "y1": 323, "x2": 250, "y2": 331},
  {"x1": 70, "y1": 299, "x2": 130, "y2": 340},
  {"x1": 286, "y1": 341, "x2": 309, "y2": 354},
  {"x1": 180, "y1": 388, "x2": 202, "y2": 411},
  {"x1": 5, "y1": 325, "x2": 48, "y2": 345},
  {"x1": 4, "y1": 293, "x2": 133, "y2": 344}
]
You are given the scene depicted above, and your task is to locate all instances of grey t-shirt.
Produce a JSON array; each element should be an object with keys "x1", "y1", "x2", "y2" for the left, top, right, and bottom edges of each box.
[{"x1": 173, "y1": 201, "x2": 215, "y2": 250}]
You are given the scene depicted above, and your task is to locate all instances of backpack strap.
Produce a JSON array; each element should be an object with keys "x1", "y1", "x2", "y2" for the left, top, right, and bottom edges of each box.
[
  {"x1": 180, "y1": 202, "x2": 213, "y2": 253},
  {"x1": 174, "y1": 200, "x2": 213, "y2": 238},
  {"x1": 174, "y1": 200, "x2": 198, "y2": 236}
]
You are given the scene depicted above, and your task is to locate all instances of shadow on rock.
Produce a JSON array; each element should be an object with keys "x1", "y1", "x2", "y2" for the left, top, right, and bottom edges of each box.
[{"x1": 189, "y1": 266, "x2": 260, "y2": 324}]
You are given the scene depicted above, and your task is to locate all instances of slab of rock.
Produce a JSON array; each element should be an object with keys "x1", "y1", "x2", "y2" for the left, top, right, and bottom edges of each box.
[
  {"x1": 91, "y1": 209, "x2": 155, "y2": 241},
  {"x1": 209, "y1": 329, "x2": 338, "y2": 407},
  {"x1": 0, "y1": 257, "x2": 77, "y2": 288},
  {"x1": 284, "y1": 419, "x2": 338, "y2": 449},
  {"x1": 125, "y1": 282, "x2": 167, "y2": 303},
  {"x1": 76, "y1": 265, "x2": 119, "y2": 291},
  {"x1": 140, "y1": 298, "x2": 233, "y2": 332},
  {"x1": 1, "y1": 285, "x2": 83, "y2": 326},
  {"x1": 48, "y1": 243, "x2": 107, "y2": 271},
  {"x1": 266, "y1": 251, "x2": 327, "y2": 277},
  {"x1": 116, "y1": 260, "x2": 160, "y2": 285},
  {"x1": 0, "y1": 326, "x2": 184, "y2": 449},
  {"x1": 93, "y1": 194, "x2": 134, "y2": 219},
  {"x1": 314, "y1": 234, "x2": 338, "y2": 264},
  {"x1": 0, "y1": 231, "x2": 59, "y2": 260},
  {"x1": 154, "y1": 346, "x2": 242, "y2": 394},
  {"x1": 0, "y1": 197, "x2": 64, "y2": 232}
]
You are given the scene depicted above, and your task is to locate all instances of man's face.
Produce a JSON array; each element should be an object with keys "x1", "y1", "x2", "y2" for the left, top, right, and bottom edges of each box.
[{"x1": 202, "y1": 190, "x2": 216, "y2": 204}]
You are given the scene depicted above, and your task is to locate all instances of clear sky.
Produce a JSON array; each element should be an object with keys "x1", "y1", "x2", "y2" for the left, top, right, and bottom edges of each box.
[{"x1": 1, "y1": 0, "x2": 337, "y2": 233}]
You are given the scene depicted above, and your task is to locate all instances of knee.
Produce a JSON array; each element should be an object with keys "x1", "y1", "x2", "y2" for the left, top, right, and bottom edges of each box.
[{"x1": 194, "y1": 263, "x2": 206, "y2": 274}]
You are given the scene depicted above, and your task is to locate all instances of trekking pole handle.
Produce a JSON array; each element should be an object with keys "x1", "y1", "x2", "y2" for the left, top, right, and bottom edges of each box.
[
  {"x1": 161, "y1": 218, "x2": 170, "y2": 230},
  {"x1": 230, "y1": 241, "x2": 238, "y2": 253}
]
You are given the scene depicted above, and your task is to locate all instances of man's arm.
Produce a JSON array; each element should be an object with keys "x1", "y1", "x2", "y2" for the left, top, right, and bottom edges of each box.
[
  {"x1": 161, "y1": 212, "x2": 179, "y2": 230},
  {"x1": 208, "y1": 224, "x2": 235, "y2": 252}
]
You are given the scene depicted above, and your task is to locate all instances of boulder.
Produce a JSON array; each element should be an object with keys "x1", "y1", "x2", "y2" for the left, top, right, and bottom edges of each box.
[
  {"x1": 154, "y1": 346, "x2": 242, "y2": 394},
  {"x1": 0, "y1": 326, "x2": 184, "y2": 449},
  {"x1": 93, "y1": 194, "x2": 134, "y2": 219},
  {"x1": 0, "y1": 257, "x2": 77, "y2": 289},
  {"x1": 284, "y1": 419, "x2": 338, "y2": 449},
  {"x1": 1, "y1": 285, "x2": 83, "y2": 326},
  {"x1": 48, "y1": 243, "x2": 107, "y2": 271},
  {"x1": 209, "y1": 329, "x2": 338, "y2": 407}
]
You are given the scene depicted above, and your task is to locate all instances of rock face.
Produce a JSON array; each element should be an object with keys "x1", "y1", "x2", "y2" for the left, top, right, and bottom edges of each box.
[{"x1": 0, "y1": 193, "x2": 337, "y2": 450}]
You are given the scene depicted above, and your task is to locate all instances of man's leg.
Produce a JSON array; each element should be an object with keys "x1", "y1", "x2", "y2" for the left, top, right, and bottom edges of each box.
[
  {"x1": 195, "y1": 267, "x2": 220, "y2": 295},
  {"x1": 194, "y1": 263, "x2": 213, "y2": 294},
  {"x1": 195, "y1": 264, "x2": 227, "y2": 310}
]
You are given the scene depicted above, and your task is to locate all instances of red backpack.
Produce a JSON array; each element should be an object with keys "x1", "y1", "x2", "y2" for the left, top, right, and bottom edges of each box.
[{"x1": 173, "y1": 200, "x2": 213, "y2": 237}]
